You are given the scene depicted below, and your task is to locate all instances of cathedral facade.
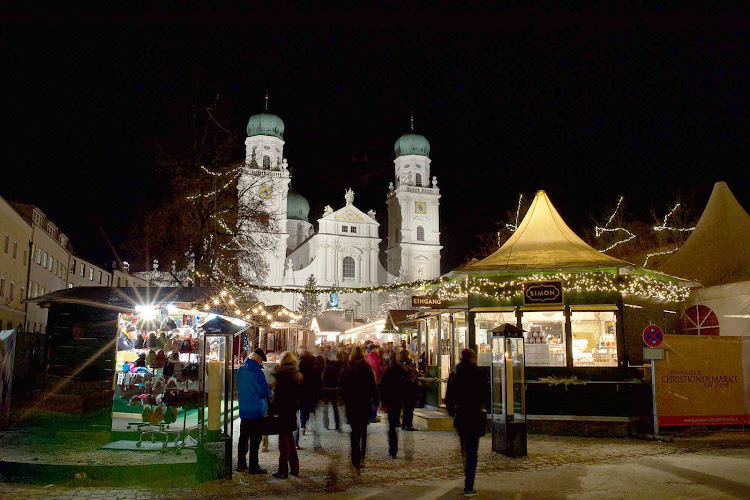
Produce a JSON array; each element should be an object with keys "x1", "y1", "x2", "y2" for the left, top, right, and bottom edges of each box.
[{"x1": 240, "y1": 107, "x2": 442, "y2": 318}]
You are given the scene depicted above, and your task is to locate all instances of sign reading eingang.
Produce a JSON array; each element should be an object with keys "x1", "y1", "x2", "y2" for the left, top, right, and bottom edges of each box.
[
  {"x1": 523, "y1": 280, "x2": 563, "y2": 306},
  {"x1": 411, "y1": 296, "x2": 446, "y2": 308}
]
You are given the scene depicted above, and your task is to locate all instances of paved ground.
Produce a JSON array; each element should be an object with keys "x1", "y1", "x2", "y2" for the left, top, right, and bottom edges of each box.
[{"x1": 1, "y1": 416, "x2": 748, "y2": 499}]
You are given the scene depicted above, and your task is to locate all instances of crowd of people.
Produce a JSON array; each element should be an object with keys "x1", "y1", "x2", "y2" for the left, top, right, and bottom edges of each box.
[{"x1": 236, "y1": 340, "x2": 488, "y2": 497}]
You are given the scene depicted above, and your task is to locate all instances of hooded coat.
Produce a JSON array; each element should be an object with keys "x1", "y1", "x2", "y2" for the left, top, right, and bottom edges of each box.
[{"x1": 236, "y1": 358, "x2": 272, "y2": 419}]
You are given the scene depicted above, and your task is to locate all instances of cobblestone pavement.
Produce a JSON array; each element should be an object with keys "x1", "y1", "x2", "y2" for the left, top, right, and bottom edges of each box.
[{"x1": 1, "y1": 416, "x2": 749, "y2": 500}]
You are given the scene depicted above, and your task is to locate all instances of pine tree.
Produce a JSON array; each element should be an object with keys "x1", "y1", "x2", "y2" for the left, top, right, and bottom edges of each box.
[{"x1": 298, "y1": 275, "x2": 323, "y2": 327}]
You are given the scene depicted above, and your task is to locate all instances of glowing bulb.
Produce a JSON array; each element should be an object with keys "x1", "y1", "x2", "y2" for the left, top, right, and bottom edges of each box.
[
  {"x1": 204, "y1": 304, "x2": 210, "y2": 311},
  {"x1": 252, "y1": 308, "x2": 258, "y2": 313},
  {"x1": 229, "y1": 299, "x2": 235, "y2": 305},
  {"x1": 213, "y1": 299, "x2": 220, "y2": 305},
  {"x1": 221, "y1": 291, "x2": 227, "y2": 297},
  {"x1": 236, "y1": 309, "x2": 241, "y2": 315}
]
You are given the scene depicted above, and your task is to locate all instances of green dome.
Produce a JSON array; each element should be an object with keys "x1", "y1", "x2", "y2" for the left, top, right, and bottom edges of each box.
[
  {"x1": 287, "y1": 187, "x2": 310, "y2": 222},
  {"x1": 394, "y1": 132, "x2": 430, "y2": 158},
  {"x1": 246, "y1": 112, "x2": 285, "y2": 140}
]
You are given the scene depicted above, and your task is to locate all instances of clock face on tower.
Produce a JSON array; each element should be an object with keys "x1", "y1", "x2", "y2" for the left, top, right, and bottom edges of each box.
[
  {"x1": 415, "y1": 201, "x2": 426, "y2": 214},
  {"x1": 259, "y1": 185, "x2": 273, "y2": 199}
]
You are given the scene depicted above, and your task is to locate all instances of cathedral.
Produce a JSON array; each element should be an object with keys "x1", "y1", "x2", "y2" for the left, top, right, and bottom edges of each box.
[{"x1": 240, "y1": 106, "x2": 442, "y2": 318}]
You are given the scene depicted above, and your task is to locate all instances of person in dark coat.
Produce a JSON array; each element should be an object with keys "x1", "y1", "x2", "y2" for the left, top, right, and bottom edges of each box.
[
  {"x1": 271, "y1": 351, "x2": 302, "y2": 478},
  {"x1": 380, "y1": 348, "x2": 409, "y2": 458},
  {"x1": 445, "y1": 348, "x2": 488, "y2": 497},
  {"x1": 236, "y1": 351, "x2": 271, "y2": 474},
  {"x1": 399, "y1": 349, "x2": 419, "y2": 431},
  {"x1": 340, "y1": 345, "x2": 379, "y2": 470},
  {"x1": 133, "y1": 332, "x2": 146, "y2": 350},
  {"x1": 321, "y1": 348, "x2": 341, "y2": 431},
  {"x1": 146, "y1": 331, "x2": 158, "y2": 349}
]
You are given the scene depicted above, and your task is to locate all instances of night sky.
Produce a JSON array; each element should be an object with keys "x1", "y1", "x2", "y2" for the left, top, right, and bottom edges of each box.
[{"x1": 3, "y1": 6, "x2": 749, "y2": 273}]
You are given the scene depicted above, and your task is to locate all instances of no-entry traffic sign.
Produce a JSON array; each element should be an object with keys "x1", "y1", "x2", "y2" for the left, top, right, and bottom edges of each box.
[{"x1": 643, "y1": 324, "x2": 664, "y2": 347}]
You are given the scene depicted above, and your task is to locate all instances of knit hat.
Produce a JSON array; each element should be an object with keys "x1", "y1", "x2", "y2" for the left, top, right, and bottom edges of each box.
[{"x1": 253, "y1": 348, "x2": 267, "y2": 362}]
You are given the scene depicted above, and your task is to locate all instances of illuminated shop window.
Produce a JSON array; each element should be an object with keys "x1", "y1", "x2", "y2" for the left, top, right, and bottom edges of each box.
[
  {"x1": 474, "y1": 311, "x2": 517, "y2": 366},
  {"x1": 521, "y1": 310, "x2": 566, "y2": 367},
  {"x1": 571, "y1": 311, "x2": 617, "y2": 367}
]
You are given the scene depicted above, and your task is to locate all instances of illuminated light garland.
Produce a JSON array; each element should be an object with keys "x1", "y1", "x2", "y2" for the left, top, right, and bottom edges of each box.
[
  {"x1": 595, "y1": 196, "x2": 636, "y2": 252},
  {"x1": 653, "y1": 203, "x2": 696, "y2": 232},
  {"x1": 643, "y1": 247, "x2": 678, "y2": 267},
  {"x1": 201, "y1": 164, "x2": 243, "y2": 177},
  {"x1": 186, "y1": 169, "x2": 243, "y2": 200},
  {"x1": 505, "y1": 193, "x2": 524, "y2": 233},
  {"x1": 432, "y1": 272, "x2": 689, "y2": 303}
]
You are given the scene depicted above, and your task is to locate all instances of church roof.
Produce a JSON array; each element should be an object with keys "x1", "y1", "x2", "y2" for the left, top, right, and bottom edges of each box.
[
  {"x1": 659, "y1": 182, "x2": 750, "y2": 286},
  {"x1": 287, "y1": 187, "x2": 310, "y2": 222},
  {"x1": 246, "y1": 111, "x2": 285, "y2": 140},
  {"x1": 394, "y1": 132, "x2": 430, "y2": 158},
  {"x1": 467, "y1": 190, "x2": 632, "y2": 272}
]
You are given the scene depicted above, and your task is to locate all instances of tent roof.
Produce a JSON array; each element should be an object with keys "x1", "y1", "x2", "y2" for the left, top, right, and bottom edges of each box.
[
  {"x1": 467, "y1": 190, "x2": 632, "y2": 272},
  {"x1": 659, "y1": 182, "x2": 750, "y2": 287},
  {"x1": 25, "y1": 286, "x2": 212, "y2": 313}
]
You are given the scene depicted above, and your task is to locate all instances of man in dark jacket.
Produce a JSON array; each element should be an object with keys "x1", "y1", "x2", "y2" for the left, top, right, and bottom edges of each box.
[
  {"x1": 236, "y1": 351, "x2": 272, "y2": 474},
  {"x1": 340, "y1": 345, "x2": 379, "y2": 470},
  {"x1": 380, "y1": 348, "x2": 409, "y2": 458},
  {"x1": 445, "y1": 348, "x2": 488, "y2": 497}
]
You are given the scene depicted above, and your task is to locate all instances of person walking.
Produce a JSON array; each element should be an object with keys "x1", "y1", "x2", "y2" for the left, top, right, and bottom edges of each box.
[
  {"x1": 236, "y1": 350, "x2": 272, "y2": 474},
  {"x1": 272, "y1": 351, "x2": 302, "y2": 478},
  {"x1": 321, "y1": 348, "x2": 341, "y2": 431},
  {"x1": 366, "y1": 345, "x2": 384, "y2": 423},
  {"x1": 399, "y1": 349, "x2": 419, "y2": 431},
  {"x1": 445, "y1": 348, "x2": 488, "y2": 497},
  {"x1": 380, "y1": 347, "x2": 408, "y2": 458},
  {"x1": 340, "y1": 345, "x2": 379, "y2": 471}
]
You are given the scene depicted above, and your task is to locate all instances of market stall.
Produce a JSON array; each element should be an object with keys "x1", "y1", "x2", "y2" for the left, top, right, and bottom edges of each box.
[{"x1": 418, "y1": 190, "x2": 691, "y2": 435}]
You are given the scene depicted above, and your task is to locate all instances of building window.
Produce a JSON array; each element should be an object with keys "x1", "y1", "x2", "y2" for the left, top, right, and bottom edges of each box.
[
  {"x1": 350, "y1": 226, "x2": 357, "y2": 233},
  {"x1": 9, "y1": 282, "x2": 13, "y2": 301},
  {"x1": 42, "y1": 252, "x2": 47, "y2": 268},
  {"x1": 417, "y1": 226, "x2": 425, "y2": 241},
  {"x1": 521, "y1": 310, "x2": 567, "y2": 367},
  {"x1": 98, "y1": 271, "x2": 102, "y2": 284},
  {"x1": 36, "y1": 248, "x2": 41, "y2": 264},
  {"x1": 12, "y1": 241, "x2": 17, "y2": 259},
  {"x1": 23, "y1": 249, "x2": 27, "y2": 265},
  {"x1": 71, "y1": 259, "x2": 76, "y2": 274},
  {"x1": 48, "y1": 256, "x2": 54, "y2": 271},
  {"x1": 415, "y1": 172, "x2": 422, "y2": 187},
  {"x1": 40, "y1": 286, "x2": 45, "y2": 296},
  {"x1": 89, "y1": 268, "x2": 94, "y2": 281},
  {"x1": 0, "y1": 279, "x2": 4, "y2": 296},
  {"x1": 117, "y1": 277, "x2": 121, "y2": 287},
  {"x1": 3, "y1": 235, "x2": 8, "y2": 253},
  {"x1": 342, "y1": 256, "x2": 355, "y2": 279},
  {"x1": 20, "y1": 287, "x2": 24, "y2": 299},
  {"x1": 341, "y1": 226, "x2": 348, "y2": 233},
  {"x1": 80, "y1": 263, "x2": 85, "y2": 277},
  {"x1": 263, "y1": 155, "x2": 271, "y2": 169},
  {"x1": 105, "y1": 275, "x2": 110, "y2": 286},
  {"x1": 68, "y1": 283, "x2": 74, "y2": 289},
  {"x1": 33, "y1": 283, "x2": 38, "y2": 297},
  {"x1": 679, "y1": 305, "x2": 720, "y2": 336},
  {"x1": 571, "y1": 311, "x2": 618, "y2": 367}
]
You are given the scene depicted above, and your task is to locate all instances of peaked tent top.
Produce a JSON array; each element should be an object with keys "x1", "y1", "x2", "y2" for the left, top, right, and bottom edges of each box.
[
  {"x1": 659, "y1": 182, "x2": 750, "y2": 287},
  {"x1": 467, "y1": 190, "x2": 632, "y2": 272}
]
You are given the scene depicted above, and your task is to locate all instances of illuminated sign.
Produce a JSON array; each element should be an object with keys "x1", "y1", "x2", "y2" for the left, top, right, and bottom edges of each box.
[
  {"x1": 411, "y1": 296, "x2": 446, "y2": 308},
  {"x1": 523, "y1": 281, "x2": 563, "y2": 306}
]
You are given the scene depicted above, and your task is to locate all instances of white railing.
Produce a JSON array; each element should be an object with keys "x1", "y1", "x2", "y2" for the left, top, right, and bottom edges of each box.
[
  {"x1": 402, "y1": 186, "x2": 439, "y2": 195},
  {"x1": 244, "y1": 167, "x2": 289, "y2": 179}
]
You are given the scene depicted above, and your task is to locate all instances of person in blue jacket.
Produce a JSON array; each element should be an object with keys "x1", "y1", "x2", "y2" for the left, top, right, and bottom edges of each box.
[{"x1": 237, "y1": 350, "x2": 271, "y2": 474}]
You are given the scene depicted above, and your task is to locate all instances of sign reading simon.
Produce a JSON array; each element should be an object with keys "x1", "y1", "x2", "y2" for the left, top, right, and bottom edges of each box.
[
  {"x1": 412, "y1": 296, "x2": 446, "y2": 308},
  {"x1": 523, "y1": 281, "x2": 563, "y2": 306}
]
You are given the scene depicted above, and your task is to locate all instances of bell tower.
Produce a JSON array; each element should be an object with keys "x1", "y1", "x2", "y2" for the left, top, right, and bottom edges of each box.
[{"x1": 386, "y1": 115, "x2": 442, "y2": 281}]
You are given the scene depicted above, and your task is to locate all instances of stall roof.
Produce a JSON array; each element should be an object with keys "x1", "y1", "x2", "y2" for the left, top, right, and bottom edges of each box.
[
  {"x1": 385, "y1": 309, "x2": 419, "y2": 330},
  {"x1": 659, "y1": 181, "x2": 750, "y2": 287},
  {"x1": 311, "y1": 309, "x2": 357, "y2": 334},
  {"x1": 25, "y1": 286, "x2": 213, "y2": 313},
  {"x1": 467, "y1": 190, "x2": 633, "y2": 272}
]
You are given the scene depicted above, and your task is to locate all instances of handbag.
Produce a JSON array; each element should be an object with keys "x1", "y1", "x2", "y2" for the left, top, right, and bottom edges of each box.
[{"x1": 260, "y1": 414, "x2": 282, "y2": 435}]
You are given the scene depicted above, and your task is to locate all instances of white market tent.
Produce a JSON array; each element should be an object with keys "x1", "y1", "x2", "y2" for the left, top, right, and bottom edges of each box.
[
  {"x1": 467, "y1": 190, "x2": 633, "y2": 272},
  {"x1": 659, "y1": 181, "x2": 750, "y2": 338}
]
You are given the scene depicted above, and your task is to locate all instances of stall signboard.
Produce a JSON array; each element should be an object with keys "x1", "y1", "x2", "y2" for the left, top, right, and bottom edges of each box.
[
  {"x1": 655, "y1": 335, "x2": 748, "y2": 426},
  {"x1": 412, "y1": 296, "x2": 446, "y2": 308},
  {"x1": 522, "y1": 281, "x2": 563, "y2": 306}
]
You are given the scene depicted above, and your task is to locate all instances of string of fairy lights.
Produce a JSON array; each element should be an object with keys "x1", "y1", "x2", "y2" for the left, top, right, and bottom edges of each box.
[
  {"x1": 643, "y1": 203, "x2": 696, "y2": 266},
  {"x1": 432, "y1": 272, "x2": 690, "y2": 303},
  {"x1": 198, "y1": 289, "x2": 303, "y2": 323},
  {"x1": 595, "y1": 196, "x2": 636, "y2": 252}
]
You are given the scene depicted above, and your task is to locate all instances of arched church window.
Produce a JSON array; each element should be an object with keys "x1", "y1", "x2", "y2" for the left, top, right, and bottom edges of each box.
[
  {"x1": 342, "y1": 256, "x2": 355, "y2": 278},
  {"x1": 263, "y1": 155, "x2": 271, "y2": 169},
  {"x1": 415, "y1": 173, "x2": 422, "y2": 187},
  {"x1": 417, "y1": 226, "x2": 425, "y2": 241}
]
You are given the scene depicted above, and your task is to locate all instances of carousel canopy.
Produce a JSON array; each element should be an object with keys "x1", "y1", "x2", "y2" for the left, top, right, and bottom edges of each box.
[
  {"x1": 659, "y1": 181, "x2": 750, "y2": 287},
  {"x1": 467, "y1": 190, "x2": 632, "y2": 272}
]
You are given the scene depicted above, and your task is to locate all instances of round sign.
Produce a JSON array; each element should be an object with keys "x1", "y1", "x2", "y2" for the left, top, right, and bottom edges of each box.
[{"x1": 643, "y1": 324, "x2": 664, "y2": 347}]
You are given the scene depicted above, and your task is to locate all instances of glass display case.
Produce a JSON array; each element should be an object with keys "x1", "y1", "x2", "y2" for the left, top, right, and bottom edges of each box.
[{"x1": 490, "y1": 332, "x2": 527, "y2": 457}]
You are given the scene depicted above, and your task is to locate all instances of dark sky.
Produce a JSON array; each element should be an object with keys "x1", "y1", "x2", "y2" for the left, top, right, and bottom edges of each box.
[{"x1": 2, "y1": 6, "x2": 749, "y2": 272}]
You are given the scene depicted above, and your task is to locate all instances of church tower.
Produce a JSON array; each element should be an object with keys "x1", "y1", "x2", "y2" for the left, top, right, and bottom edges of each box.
[
  {"x1": 238, "y1": 97, "x2": 290, "y2": 287},
  {"x1": 386, "y1": 117, "x2": 442, "y2": 281}
]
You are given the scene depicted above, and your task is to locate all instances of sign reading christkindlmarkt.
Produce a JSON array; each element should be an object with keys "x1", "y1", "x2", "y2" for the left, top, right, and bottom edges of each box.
[
  {"x1": 655, "y1": 335, "x2": 748, "y2": 426},
  {"x1": 522, "y1": 280, "x2": 563, "y2": 306},
  {"x1": 411, "y1": 296, "x2": 446, "y2": 308}
]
